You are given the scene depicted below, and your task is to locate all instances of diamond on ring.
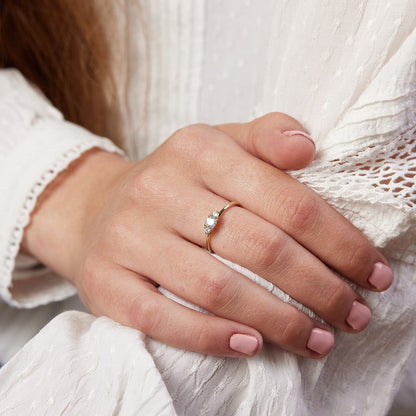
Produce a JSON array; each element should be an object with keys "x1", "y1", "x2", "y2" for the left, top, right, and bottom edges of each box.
[
  {"x1": 204, "y1": 211, "x2": 220, "y2": 235},
  {"x1": 204, "y1": 201, "x2": 242, "y2": 254}
]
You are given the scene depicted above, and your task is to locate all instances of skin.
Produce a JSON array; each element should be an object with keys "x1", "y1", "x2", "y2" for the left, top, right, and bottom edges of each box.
[{"x1": 22, "y1": 112, "x2": 392, "y2": 359}]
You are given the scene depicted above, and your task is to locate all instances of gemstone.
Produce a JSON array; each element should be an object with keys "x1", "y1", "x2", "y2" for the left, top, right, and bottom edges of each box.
[{"x1": 204, "y1": 211, "x2": 220, "y2": 235}]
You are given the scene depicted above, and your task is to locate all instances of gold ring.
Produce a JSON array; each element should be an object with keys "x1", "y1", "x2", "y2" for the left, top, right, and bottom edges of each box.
[{"x1": 204, "y1": 201, "x2": 241, "y2": 253}]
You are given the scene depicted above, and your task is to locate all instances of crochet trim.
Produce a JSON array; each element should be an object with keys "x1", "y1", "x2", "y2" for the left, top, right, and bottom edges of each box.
[
  {"x1": 1, "y1": 138, "x2": 123, "y2": 290},
  {"x1": 293, "y1": 127, "x2": 416, "y2": 213}
]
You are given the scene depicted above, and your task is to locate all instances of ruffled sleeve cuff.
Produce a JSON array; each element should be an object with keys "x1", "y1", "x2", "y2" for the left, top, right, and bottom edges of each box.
[{"x1": 0, "y1": 68, "x2": 123, "y2": 308}]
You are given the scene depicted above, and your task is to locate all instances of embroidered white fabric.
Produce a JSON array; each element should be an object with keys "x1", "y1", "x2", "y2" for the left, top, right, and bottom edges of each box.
[
  {"x1": 291, "y1": 129, "x2": 416, "y2": 259},
  {"x1": 0, "y1": 1, "x2": 416, "y2": 415}
]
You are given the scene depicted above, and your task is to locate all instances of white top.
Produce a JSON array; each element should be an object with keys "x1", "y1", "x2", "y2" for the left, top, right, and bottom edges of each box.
[{"x1": 1, "y1": 0, "x2": 416, "y2": 414}]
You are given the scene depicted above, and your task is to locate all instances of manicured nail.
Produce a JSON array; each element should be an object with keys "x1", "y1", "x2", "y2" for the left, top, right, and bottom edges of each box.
[
  {"x1": 368, "y1": 262, "x2": 394, "y2": 290},
  {"x1": 229, "y1": 334, "x2": 259, "y2": 355},
  {"x1": 282, "y1": 130, "x2": 315, "y2": 147},
  {"x1": 307, "y1": 328, "x2": 334, "y2": 355},
  {"x1": 346, "y1": 301, "x2": 371, "y2": 330}
]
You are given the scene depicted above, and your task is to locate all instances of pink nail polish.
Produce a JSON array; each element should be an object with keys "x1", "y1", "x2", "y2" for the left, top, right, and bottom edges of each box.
[
  {"x1": 229, "y1": 334, "x2": 259, "y2": 355},
  {"x1": 307, "y1": 328, "x2": 334, "y2": 355},
  {"x1": 282, "y1": 130, "x2": 315, "y2": 147},
  {"x1": 346, "y1": 301, "x2": 371, "y2": 330},
  {"x1": 368, "y1": 262, "x2": 394, "y2": 290}
]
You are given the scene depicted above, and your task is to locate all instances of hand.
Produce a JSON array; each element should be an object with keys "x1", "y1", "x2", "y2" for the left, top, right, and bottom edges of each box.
[{"x1": 22, "y1": 113, "x2": 393, "y2": 359}]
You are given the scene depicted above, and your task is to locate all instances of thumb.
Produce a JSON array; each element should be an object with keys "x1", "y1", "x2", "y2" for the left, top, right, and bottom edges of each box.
[{"x1": 215, "y1": 112, "x2": 315, "y2": 170}]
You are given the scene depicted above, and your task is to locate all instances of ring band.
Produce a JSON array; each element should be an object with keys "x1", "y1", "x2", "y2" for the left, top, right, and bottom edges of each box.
[{"x1": 204, "y1": 201, "x2": 241, "y2": 253}]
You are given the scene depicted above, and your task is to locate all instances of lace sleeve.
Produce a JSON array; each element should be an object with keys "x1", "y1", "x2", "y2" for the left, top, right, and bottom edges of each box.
[
  {"x1": 0, "y1": 68, "x2": 123, "y2": 308},
  {"x1": 291, "y1": 127, "x2": 416, "y2": 266}
]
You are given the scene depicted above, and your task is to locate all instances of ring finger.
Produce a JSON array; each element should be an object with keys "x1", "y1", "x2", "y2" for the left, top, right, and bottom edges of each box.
[{"x1": 169, "y1": 187, "x2": 371, "y2": 333}]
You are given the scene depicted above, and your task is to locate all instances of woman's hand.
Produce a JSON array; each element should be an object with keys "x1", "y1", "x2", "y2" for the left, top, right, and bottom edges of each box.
[{"x1": 22, "y1": 113, "x2": 393, "y2": 359}]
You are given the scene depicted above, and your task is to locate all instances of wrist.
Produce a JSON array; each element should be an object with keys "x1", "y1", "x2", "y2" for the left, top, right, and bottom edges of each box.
[{"x1": 22, "y1": 148, "x2": 134, "y2": 282}]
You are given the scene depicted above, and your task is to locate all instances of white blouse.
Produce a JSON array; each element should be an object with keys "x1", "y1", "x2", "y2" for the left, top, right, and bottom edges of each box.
[{"x1": 0, "y1": 1, "x2": 416, "y2": 414}]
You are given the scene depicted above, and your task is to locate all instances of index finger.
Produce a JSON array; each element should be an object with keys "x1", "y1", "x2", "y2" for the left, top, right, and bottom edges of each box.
[{"x1": 215, "y1": 112, "x2": 315, "y2": 170}]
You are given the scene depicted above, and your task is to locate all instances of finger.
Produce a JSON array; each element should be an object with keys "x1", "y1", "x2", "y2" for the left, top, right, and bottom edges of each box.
[
  {"x1": 165, "y1": 186, "x2": 370, "y2": 333},
  {"x1": 215, "y1": 112, "x2": 315, "y2": 170},
  {"x1": 82, "y1": 262, "x2": 264, "y2": 358},
  {"x1": 182, "y1": 124, "x2": 393, "y2": 291},
  {"x1": 113, "y1": 232, "x2": 335, "y2": 358}
]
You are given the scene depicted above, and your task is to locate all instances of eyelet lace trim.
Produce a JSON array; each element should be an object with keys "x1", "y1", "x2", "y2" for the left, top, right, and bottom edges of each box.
[
  {"x1": 293, "y1": 127, "x2": 416, "y2": 212},
  {"x1": 1, "y1": 138, "x2": 123, "y2": 289}
]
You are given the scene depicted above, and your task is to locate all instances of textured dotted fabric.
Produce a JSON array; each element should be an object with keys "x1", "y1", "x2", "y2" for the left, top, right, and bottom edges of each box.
[{"x1": 0, "y1": 1, "x2": 416, "y2": 415}]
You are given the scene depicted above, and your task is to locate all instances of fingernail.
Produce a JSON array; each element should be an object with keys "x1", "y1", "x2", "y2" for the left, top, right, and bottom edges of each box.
[
  {"x1": 282, "y1": 130, "x2": 315, "y2": 147},
  {"x1": 229, "y1": 334, "x2": 259, "y2": 355},
  {"x1": 368, "y1": 262, "x2": 394, "y2": 290},
  {"x1": 346, "y1": 301, "x2": 371, "y2": 330},
  {"x1": 306, "y1": 328, "x2": 334, "y2": 355}
]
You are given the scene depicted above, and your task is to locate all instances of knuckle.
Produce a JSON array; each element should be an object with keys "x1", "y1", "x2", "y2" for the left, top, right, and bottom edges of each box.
[
  {"x1": 248, "y1": 228, "x2": 286, "y2": 271},
  {"x1": 166, "y1": 124, "x2": 210, "y2": 157},
  {"x1": 324, "y1": 281, "x2": 352, "y2": 318},
  {"x1": 281, "y1": 190, "x2": 320, "y2": 235},
  {"x1": 279, "y1": 310, "x2": 309, "y2": 347},
  {"x1": 131, "y1": 166, "x2": 167, "y2": 200},
  {"x1": 194, "y1": 317, "x2": 215, "y2": 353},
  {"x1": 79, "y1": 255, "x2": 105, "y2": 308},
  {"x1": 202, "y1": 272, "x2": 233, "y2": 312},
  {"x1": 129, "y1": 297, "x2": 159, "y2": 335},
  {"x1": 80, "y1": 256, "x2": 99, "y2": 295},
  {"x1": 346, "y1": 240, "x2": 374, "y2": 278}
]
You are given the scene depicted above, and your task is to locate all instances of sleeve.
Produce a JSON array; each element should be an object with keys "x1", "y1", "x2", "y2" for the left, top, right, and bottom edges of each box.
[
  {"x1": 0, "y1": 68, "x2": 124, "y2": 308},
  {"x1": 290, "y1": 23, "x2": 416, "y2": 267}
]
